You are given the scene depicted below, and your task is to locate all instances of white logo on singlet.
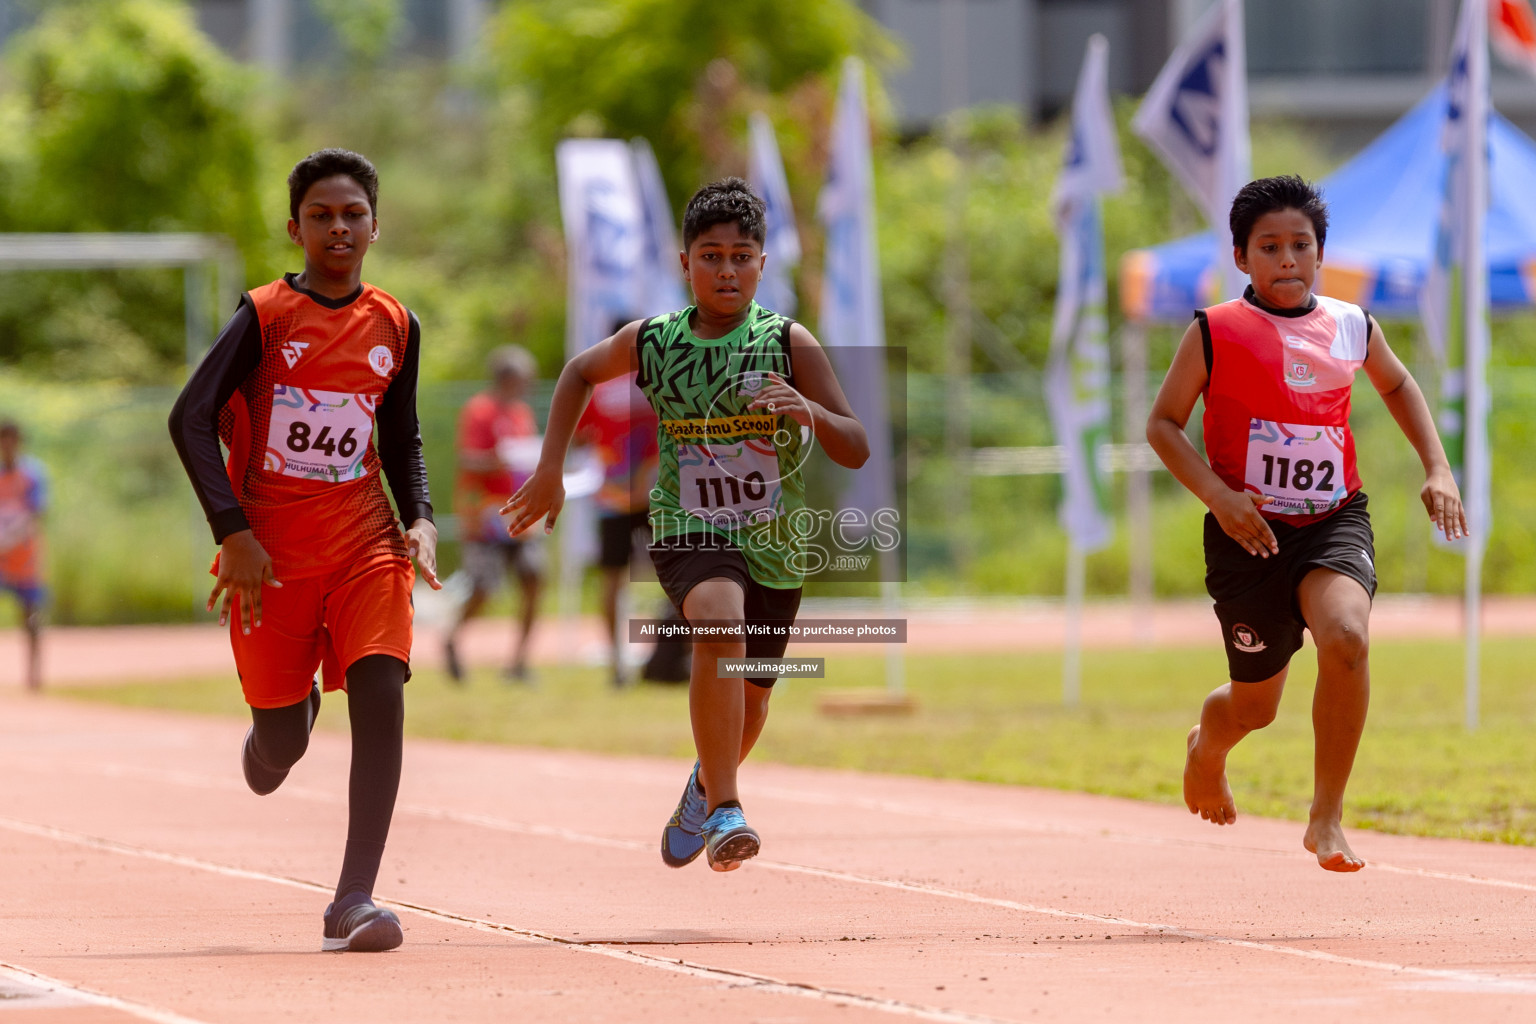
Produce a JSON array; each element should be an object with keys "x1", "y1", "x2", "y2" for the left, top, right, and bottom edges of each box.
[
  {"x1": 368, "y1": 345, "x2": 394, "y2": 377},
  {"x1": 281, "y1": 340, "x2": 309, "y2": 368}
]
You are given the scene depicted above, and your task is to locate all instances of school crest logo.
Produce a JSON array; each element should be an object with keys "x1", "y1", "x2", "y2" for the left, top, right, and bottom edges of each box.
[
  {"x1": 368, "y1": 345, "x2": 394, "y2": 377},
  {"x1": 1231, "y1": 623, "x2": 1267, "y2": 653},
  {"x1": 1286, "y1": 355, "x2": 1317, "y2": 387}
]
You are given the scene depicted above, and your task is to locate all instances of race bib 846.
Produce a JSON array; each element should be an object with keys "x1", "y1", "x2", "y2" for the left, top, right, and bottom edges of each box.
[{"x1": 264, "y1": 385, "x2": 377, "y2": 483}]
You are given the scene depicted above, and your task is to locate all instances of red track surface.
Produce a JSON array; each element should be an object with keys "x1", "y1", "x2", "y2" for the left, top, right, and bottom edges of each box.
[{"x1": 3, "y1": 686, "x2": 1536, "y2": 1023}]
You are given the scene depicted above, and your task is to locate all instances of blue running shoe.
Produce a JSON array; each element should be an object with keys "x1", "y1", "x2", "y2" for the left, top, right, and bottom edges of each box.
[
  {"x1": 660, "y1": 762, "x2": 707, "y2": 867},
  {"x1": 701, "y1": 802, "x2": 759, "y2": 871}
]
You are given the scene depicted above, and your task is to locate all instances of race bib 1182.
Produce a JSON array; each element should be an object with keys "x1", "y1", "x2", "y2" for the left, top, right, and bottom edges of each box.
[
  {"x1": 264, "y1": 386, "x2": 377, "y2": 483},
  {"x1": 1244, "y1": 419, "x2": 1350, "y2": 516}
]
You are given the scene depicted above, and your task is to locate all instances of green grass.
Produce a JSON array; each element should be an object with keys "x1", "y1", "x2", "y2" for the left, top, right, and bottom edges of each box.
[{"x1": 57, "y1": 637, "x2": 1536, "y2": 845}]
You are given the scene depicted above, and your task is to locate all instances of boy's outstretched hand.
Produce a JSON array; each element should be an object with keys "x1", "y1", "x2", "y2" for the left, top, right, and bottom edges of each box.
[
  {"x1": 210, "y1": 529, "x2": 282, "y2": 635},
  {"x1": 501, "y1": 465, "x2": 565, "y2": 537},
  {"x1": 1422, "y1": 465, "x2": 1468, "y2": 540},
  {"x1": 406, "y1": 518, "x2": 443, "y2": 590},
  {"x1": 1210, "y1": 489, "x2": 1280, "y2": 558}
]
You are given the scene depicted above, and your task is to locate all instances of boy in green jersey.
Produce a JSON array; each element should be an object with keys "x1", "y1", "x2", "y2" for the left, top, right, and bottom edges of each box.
[{"x1": 505, "y1": 178, "x2": 868, "y2": 870}]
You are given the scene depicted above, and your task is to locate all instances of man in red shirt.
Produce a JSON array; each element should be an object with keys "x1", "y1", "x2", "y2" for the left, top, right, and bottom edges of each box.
[{"x1": 446, "y1": 345, "x2": 544, "y2": 682}]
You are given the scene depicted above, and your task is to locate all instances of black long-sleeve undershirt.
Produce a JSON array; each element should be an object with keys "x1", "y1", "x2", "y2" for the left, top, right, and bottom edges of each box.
[{"x1": 168, "y1": 294, "x2": 434, "y2": 545}]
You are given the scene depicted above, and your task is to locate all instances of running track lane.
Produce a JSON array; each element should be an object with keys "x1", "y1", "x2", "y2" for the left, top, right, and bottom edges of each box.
[{"x1": 1, "y1": 694, "x2": 1535, "y2": 1023}]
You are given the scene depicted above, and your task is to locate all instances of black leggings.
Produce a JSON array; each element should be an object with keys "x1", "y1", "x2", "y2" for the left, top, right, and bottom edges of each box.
[{"x1": 248, "y1": 653, "x2": 405, "y2": 902}]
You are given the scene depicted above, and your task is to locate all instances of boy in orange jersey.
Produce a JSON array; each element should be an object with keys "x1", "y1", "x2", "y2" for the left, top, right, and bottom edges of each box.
[
  {"x1": 0, "y1": 421, "x2": 46, "y2": 691},
  {"x1": 170, "y1": 149, "x2": 440, "y2": 951},
  {"x1": 1148, "y1": 176, "x2": 1465, "y2": 872}
]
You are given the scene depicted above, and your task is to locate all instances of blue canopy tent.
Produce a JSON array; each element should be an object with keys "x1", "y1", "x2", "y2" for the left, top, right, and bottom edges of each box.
[{"x1": 1120, "y1": 84, "x2": 1536, "y2": 322}]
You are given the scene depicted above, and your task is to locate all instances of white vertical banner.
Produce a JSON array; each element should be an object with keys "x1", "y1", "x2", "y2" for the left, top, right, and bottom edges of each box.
[
  {"x1": 1132, "y1": 0, "x2": 1250, "y2": 301},
  {"x1": 630, "y1": 137, "x2": 687, "y2": 317},
  {"x1": 748, "y1": 112, "x2": 802, "y2": 317},
  {"x1": 818, "y1": 57, "x2": 903, "y2": 696},
  {"x1": 555, "y1": 139, "x2": 648, "y2": 602},
  {"x1": 1047, "y1": 33, "x2": 1122, "y2": 556},
  {"x1": 555, "y1": 139, "x2": 646, "y2": 358},
  {"x1": 818, "y1": 57, "x2": 895, "y2": 519}
]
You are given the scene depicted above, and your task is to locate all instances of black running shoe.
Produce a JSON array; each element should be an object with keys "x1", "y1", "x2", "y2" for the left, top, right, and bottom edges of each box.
[
  {"x1": 241, "y1": 681, "x2": 320, "y2": 796},
  {"x1": 322, "y1": 894, "x2": 403, "y2": 953}
]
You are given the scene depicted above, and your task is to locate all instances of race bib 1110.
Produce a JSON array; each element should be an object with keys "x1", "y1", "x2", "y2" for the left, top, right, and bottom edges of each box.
[
  {"x1": 678, "y1": 438, "x2": 780, "y2": 527},
  {"x1": 264, "y1": 386, "x2": 377, "y2": 483},
  {"x1": 1244, "y1": 419, "x2": 1349, "y2": 516}
]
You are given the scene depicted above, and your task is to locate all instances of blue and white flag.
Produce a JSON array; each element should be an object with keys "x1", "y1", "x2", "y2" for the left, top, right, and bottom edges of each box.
[
  {"x1": 1132, "y1": 0, "x2": 1250, "y2": 301},
  {"x1": 555, "y1": 139, "x2": 646, "y2": 356},
  {"x1": 818, "y1": 57, "x2": 897, "y2": 531},
  {"x1": 748, "y1": 112, "x2": 802, "y2": 318},
  {"x1": 1423, "y1": 0, "x2": 1491, "y2": 547},
  {"x1": 630, "y1": 138, "x2": 687, "y2": 317},
  {"x1": 1047, "y1": 34, "x2": 1123, "y2": 553}
]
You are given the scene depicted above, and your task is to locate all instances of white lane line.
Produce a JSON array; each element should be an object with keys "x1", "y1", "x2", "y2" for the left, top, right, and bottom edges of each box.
[
  {"x1": 59, "y1": 758, "x2": 1536, "y2": 896},
  {"x1": 0, "y1": 816, "x2": 1018, "y2": 1024},
  {"x1": 0, "y1": 962, "x2": 213, "y2": 1024},
  {"x1": 7, "y1": 806, "x2": 1536, "y2": 1000}
]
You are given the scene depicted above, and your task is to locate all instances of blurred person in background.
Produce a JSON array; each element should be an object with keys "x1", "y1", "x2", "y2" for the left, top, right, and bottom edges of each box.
[
  {"x1": 0, "y1": 421, "x2": 46, "y2": 691},
  {"x1": 574, "y1": 369, "x2": 660, "y2": 689},
  {"x1": 446, "y1": 345, "x2": 545, "y2": 683}
]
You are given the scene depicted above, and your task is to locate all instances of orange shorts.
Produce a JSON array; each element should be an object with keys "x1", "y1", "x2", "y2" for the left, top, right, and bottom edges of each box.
[{"x1": 229, "y1": 553, "x2": 414, "y2": 709}]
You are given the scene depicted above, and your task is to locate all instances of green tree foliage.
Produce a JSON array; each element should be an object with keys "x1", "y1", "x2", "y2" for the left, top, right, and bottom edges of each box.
[
  {"x1": 488, "y1": 0, "x2": 892, "y2": 205},
  {"x1": 0, "y1": 0, "x2": 265, "y2": 381}
]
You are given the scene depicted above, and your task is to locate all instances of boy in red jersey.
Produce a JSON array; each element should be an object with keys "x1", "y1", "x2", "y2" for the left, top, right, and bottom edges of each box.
[
  {"x1": 444, "y1": 345, "x2": 545, "y2": 684},
  {"x1": 0, "y1": 421, "x2": 46, "y2": 690},
  {"x1": 170, "y1": 149, "x2": 440, "y2": 949},
  {"x1": 1148, "y1": 175, "x2": 1465, "y2": 872}
]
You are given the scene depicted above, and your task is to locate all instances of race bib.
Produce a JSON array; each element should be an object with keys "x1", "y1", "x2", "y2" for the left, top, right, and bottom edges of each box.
[
  {"x1": 264, "y1": 385, "x2": 377, "y2": 482},
  {"x1": 1244, "y1": 419, "x2": 1349, "y2": 515},
  {"x1": 678, "y1": 438, "x2": 780, "y2": 526}
]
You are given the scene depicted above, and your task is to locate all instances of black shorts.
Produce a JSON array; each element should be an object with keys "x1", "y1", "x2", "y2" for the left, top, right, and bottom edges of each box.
[
  {"x1": 1204, "y1": 491, "x2": 1377, "y2": 683},
  {"x1": 598, "y1": 510, "x2": 650, "y2": 568},
  {"x1": 648, "y1": 534, "x2": 802, "y2": 688}
]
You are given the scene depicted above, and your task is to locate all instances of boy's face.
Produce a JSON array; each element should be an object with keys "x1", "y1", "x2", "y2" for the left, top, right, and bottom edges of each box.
[
  {"x1": 1235, "y1": 207, "x2": 1322, "y2": 308},
  {"x1": 287, "y1": 174, "x2": 378, "y2": 279},
  {"x1": 0, "y1": 431, "x2": 16, "y2": 465},
  {"x1": 680, "y1": 221, "x2": 764, "y2": 318}
]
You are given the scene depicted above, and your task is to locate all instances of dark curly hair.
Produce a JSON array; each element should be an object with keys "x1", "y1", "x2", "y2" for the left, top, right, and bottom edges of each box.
[
  {"x1": 681, "y1": 177, "x2": 766, "y2": 250},
  {"x1": 288, "y1": 148, "x2": 379, "y2": 222},
  {"x1": 1229, "y1": 174, "x2": 1328, "y2": 252}
]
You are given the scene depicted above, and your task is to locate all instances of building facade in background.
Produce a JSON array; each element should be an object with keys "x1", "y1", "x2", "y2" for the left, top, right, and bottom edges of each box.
[{"x1": 0, "y1": 0, "x2": 1530, "y2": 141}]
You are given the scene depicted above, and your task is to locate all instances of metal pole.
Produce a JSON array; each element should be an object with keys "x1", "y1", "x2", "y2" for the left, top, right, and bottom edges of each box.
[
  {"x1": 1063, "y1": 539, "x2": 1084, "y2": 707},
  {"x1": 941, "y1": 0, "x2": 972, "y2": 575},
  {"x1": 1121, "y1": 321, "x2": 1154, "y2": 642},
  {"x1": 1463, "y1": 1, "x2": 1489, "y2": 732}
]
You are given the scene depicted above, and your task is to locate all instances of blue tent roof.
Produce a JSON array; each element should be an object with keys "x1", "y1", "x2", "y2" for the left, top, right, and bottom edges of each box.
[{"x1": 1121, "y1": 84, "x2": 1536, "y2": 322}]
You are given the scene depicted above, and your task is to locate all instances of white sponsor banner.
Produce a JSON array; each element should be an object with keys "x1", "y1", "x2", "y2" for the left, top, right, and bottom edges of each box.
[{"x1": 748, "y1": 111, "x2": 802, "y2": 317}]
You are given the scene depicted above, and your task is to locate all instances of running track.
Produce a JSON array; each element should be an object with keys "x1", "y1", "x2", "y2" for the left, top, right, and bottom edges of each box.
[{"x1": 4, "y1": 685, "x2": 1536, "y2": 1023}]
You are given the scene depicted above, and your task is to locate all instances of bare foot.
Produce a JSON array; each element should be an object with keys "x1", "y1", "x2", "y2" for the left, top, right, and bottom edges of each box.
[
  {"x1": 1183, "y1": 725, "x2": 1237, "y2": 826},
  {"x1": 1303, "y1": 818, "x2": 1365, "y2": 872}
]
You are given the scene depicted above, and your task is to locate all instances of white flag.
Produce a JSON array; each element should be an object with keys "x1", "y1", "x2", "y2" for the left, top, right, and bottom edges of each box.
[
  {"x1": 1132, "y1": 0, "x2": 1250, "y2": 301},
  {"x1": 630, "y1": 138, "x2": 687, "y2": 317},
  {"x1": 748, "y1": 112, "x2": 802, "y2": 317},
  {"x1": 556, "y1": 139, "x2": 646, "y2": 356},
  {"x1": 818, "y1": 57, "x2": 897, "y2": 536},
  {"x1": 1047, "y1": 35, "x2": 1122, "y2": 554}
]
